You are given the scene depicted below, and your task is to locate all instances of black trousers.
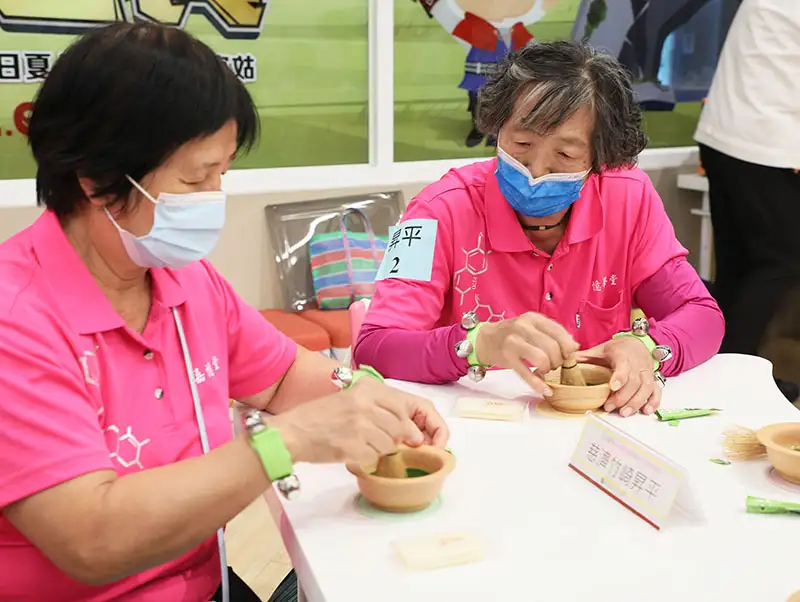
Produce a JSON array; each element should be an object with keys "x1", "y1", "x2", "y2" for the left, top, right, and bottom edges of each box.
[
  {"x1": 699, "y1": 144, "x2": 800, "y2": 356},
  {"x1": 210, "y1": 567, "x2": 297, "y2": 602}
]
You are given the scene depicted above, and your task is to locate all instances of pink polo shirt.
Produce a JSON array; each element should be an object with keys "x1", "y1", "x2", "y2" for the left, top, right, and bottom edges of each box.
[
  {"x1": 364, "y1": 159, "x2": 687, "y2": 349},
  {"x1": 0, "y1": 211, "x2": 296, "y2": 602}
]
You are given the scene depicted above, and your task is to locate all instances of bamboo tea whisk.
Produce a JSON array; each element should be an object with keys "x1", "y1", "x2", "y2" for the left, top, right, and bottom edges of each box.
[
  {"x1": 722, "y1": 426, "x2": 767, "y2": 461},
  {"x1": 560, "y1": 356, "x2": 587, "y2": 387}
]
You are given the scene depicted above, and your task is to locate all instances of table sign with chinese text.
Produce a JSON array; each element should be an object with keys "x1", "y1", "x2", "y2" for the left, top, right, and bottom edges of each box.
[
  {"x1": 568, "y1": 413, "x2": 703, "y2": 530},
  {"x1": 376, "y1": 218, "x2": 438, "y2": 282}
]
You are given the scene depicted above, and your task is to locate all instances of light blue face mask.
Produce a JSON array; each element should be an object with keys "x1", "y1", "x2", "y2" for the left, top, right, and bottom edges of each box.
[
  {"x1": 105, "y1": 176, "x2": 226, "y2": 270},
  {"x1": 495, "y1": 147, "x2": 589, "y2": 218}
]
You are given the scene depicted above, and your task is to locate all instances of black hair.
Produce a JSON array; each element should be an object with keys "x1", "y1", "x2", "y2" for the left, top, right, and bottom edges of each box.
[
  {"x1": 28, "y1": 21, "x2": 259, "y2": 218},
  {"x1": 477, "y1": 40, "x2": 648, "y2": 172}
]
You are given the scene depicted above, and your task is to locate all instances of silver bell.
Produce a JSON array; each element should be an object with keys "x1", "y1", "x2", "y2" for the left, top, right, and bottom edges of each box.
[
  {"x1": 631, "y1": 317, "x2": 650, "y2": 337},
  {"x1": 653, "y1": 345, "x2": 673, "y2": 363},
  {"x1": 455, "y1": 339, "x2": 474, "y2": 359},
  {"x1": 461, "y1": 311, "x2": 480, "y2": 330},
  {"x1": 331, "y1": 366, "x2": 353, "y2": 389},
  {"x1": 467, "y1": 365, "x2": 486, "y2": 382},
  {"x1": 277, "y1": 474, "x2": 301, "y2": 500}
]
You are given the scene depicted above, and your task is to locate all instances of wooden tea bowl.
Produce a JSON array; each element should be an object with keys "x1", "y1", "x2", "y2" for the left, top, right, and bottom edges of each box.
[
  {"x1": 756, "y1": 423, "x2": 800, "y2": 484},
  {"x1": 544, "y1": 364, "x2": 613, "y2": 414},
  {"x1": 346, "y1": 445, "x2": 455, "y2": 513}
]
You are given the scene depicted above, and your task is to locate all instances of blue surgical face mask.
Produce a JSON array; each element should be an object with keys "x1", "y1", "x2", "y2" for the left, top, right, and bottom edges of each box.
[
  {"x1": 495, "y1": 147, "x2": 589, "y2": 218},
  {"x1": 105, "y1": 176, "x2": 226, "y2": 270}
]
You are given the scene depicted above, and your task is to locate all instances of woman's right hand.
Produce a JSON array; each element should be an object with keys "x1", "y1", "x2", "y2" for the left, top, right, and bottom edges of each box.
[
  {"x1": 268, "y1": 377, "x2": 449, "y2": 465},
  {"x1": 474, "y1": 312, "x2": 579, "y2": 395}
]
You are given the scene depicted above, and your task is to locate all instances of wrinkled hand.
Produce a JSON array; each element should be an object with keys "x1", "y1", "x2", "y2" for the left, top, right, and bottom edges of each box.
[
  {"x1": 269, "y1": 377, "x2": 450, "y2": 464},
  {"x1": 475, "y1": 312, "x2": 579, "y2": 396},
  {"x1": 577, "y1": 337, "x2": 661, "y2": 417}
]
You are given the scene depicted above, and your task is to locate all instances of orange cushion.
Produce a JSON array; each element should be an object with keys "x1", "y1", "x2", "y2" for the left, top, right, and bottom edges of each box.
[
  {"x1": 299, "y1": 309, "x2": 352, "y2": 348},
  {"x1": 259, "y1": 309, "x2": 331, "y2": 352}
]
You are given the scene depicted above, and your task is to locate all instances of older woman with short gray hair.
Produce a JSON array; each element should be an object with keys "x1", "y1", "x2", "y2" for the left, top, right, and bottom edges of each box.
[{"x1": 355, "y1": 40, "x2": 724, "y2": 418}]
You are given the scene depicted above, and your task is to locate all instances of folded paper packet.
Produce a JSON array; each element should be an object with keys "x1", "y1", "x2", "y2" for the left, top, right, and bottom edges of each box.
[
  {"x1": 393, "y1": 532, "x2": 485, "y2": 571},
  {"x1": 452, "y1": 397, "x2": 526, "y2": 421},
  {"x1": 655, "y1": 408, "x2": 722, "y2": 422}
]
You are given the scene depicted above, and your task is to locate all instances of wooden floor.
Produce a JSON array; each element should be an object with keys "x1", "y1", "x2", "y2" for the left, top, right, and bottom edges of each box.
[{"x1": 225, "y1": 497, "x2": 291, "y2": 600}]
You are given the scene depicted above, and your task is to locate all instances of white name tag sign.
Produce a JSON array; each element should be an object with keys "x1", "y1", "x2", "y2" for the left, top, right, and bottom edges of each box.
[
  {"x1": 568, "y1": 413, "x2": 703, "y2": 530},
  {"x1": 393, "y1": 532, "x2": 485, "y2": 572},
  {"x1": 452, "y1": 397, "x2": 527, "y2": 422}
]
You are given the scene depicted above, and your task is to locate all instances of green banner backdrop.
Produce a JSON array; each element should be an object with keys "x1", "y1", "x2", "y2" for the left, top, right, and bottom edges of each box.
[{"x1": 0, "y1": 0, "x2": 370, "y2": 180}]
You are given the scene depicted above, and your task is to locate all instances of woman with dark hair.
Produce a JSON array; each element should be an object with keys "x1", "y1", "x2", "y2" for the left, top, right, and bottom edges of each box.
[
  {"x1": 0, "y1": 22, "x2": 448, "y2": 602},
  {"x1": 355, "y1": 41, "x2": 724, "y2": 417}
]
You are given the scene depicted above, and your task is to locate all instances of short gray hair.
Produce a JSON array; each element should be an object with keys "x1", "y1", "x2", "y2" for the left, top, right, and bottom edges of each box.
[{"x1": 477, "y1": 41, "x2": 647, "y2": 172}]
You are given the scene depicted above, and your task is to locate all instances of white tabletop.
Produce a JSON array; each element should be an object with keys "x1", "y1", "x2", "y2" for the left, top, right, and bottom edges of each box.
[{"x1": 265, "y1": 354, "x2": 800, "y2": 602}]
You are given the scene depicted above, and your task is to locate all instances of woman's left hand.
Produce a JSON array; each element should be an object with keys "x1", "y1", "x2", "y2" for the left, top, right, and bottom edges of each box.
[{"x1": 577, "y1": 337, "x2": 662, "y2": 417}]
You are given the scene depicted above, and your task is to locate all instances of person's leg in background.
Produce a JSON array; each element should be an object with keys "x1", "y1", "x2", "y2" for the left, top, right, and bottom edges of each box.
[
  {"x1": 465, "y1": 90, "x2": 485, "y2": 147},
  {"x1": 267, "y1": 570, "x2": 298, "y2": 602},
  {"x1": 211, "y1": 567, "x2": 264, "y2": 602},
  {"x1": 210, "y1": 567, "x2": 298, "y2": 602},
  {"x1": 700, "y1": 144, "x2": 751, "y2": 323},
  {"x1": 701, "y1": 144, "x2": 800, "y2": 401}
]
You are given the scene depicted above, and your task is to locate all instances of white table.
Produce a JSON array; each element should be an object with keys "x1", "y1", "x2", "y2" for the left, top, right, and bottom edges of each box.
[
  {"x1": 677, "y1": 173, "x2": 712, "y2": 281},
  {"x1": 265, "y1": 354, "x2": 800, "y2": 602}
]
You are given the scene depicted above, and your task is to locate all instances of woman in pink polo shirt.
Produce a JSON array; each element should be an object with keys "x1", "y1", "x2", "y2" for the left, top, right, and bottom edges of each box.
[
  {"x1": 355, "y1": 41, "x2": 724, "y2": 418},
  {"x1": 0, "y1": 23, "x2": 448, "y2": 602}
]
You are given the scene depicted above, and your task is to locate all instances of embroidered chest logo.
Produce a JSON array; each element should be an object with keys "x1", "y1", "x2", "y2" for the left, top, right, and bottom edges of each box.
[
  {"x1": 194, "y1": 355, "x2": 221, "y2": 385},
  {"x1": 104, "y1": 425, "x2": 150, "y2": 470},
  {"x1": 453, "y1": 232, "x2": 505, "y2": 322},
  {"x1": 80, "y1": 348, "x2": 100, "y2": 387},
  {"x1": 592, "y1": 273, "x2": 618, "y2": 293}
]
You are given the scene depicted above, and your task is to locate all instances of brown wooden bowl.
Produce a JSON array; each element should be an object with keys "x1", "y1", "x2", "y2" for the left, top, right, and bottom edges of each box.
[
  {"x1": 756, "y1": 423, "x2": 800, "y2": 484},
  {"x1": 346, "y1": 445, "x2": 455, "y2": 513},
  {"x1": 544, "y1": 364, "x2": 613, "y2": 414}
]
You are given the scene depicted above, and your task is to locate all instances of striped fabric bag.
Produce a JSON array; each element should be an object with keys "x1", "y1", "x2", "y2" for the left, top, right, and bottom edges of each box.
[{"x1": 308, "y1": 208, "x2": 388, "y2": 310}]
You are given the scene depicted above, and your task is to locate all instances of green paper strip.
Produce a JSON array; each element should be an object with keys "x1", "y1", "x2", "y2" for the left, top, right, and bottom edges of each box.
[
  {"x1": 668, "y1": 420, "x2": 680, "y2": 427},
  {"x1": 709, "y1": 458, "x2": 730, "y2": 465},
  {"x1": 655, "y1": 408, "x2": 721, "y2": 422},
  {"x1": 745, "y1": 496, "x2": 800, "y2": 515}
]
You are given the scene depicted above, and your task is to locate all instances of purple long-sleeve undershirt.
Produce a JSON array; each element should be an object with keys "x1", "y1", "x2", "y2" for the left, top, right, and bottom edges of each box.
[{"x1": 353, "y1": 258, "x2": 724, "y2": 383}]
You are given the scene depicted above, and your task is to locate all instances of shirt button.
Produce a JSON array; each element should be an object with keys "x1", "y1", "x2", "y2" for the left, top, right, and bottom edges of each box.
[
  {"x1": 547, "y1": 263, "x2": 553, "y2": 271},
  {"x1": 154, "y1": 388, "x2": 164, "y2": 400},
  {"x1": 143, "y1": 350, "x2": 154, "y2": 360},
  {"x1": 545, "y1": 292, "x2": 553, "y2": 301}
]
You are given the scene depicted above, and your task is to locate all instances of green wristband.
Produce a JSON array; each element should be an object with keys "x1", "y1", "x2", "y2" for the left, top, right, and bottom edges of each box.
[
  {"x1": 612, "y1": 331, "x2": 659, "y2": 371},
  {"x1": 250, "y1": 427, "x2": 294, "y2": 482},
  {"x1": 348, "y1": 365, "x2": 385, "y2": 388},
  {"x1": 465, "y1": 323, "x2": 489, "y2": 368}
]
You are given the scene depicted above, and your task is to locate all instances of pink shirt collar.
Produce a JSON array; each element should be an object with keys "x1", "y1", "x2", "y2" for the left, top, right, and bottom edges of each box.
[
  {"x1": 484, "y1": 160, "x2": 605, "y2": 253},
  {"x1": 32, "y1": 210, "x2": 187, "y2": 334}
]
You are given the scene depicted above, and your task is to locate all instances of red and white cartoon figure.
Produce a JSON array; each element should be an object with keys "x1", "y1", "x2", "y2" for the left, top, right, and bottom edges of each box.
[{"x1": 414, "y1": 0, "x2": 562, "y2": 147}]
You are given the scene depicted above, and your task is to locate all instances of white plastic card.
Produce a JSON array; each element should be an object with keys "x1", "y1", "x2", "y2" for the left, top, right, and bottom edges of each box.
[
  {"x1": 452, "y1": 397, "x2": 527, "y2": 422},
  {"x1": 569, "y1": 413, "x2": 703, "y2": 529},
  {"x1": 392, "y1": 532, "x2": 485, "y2": 572}
]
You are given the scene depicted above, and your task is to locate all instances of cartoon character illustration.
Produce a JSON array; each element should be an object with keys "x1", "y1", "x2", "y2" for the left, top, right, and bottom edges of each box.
[
  {"x1": 414, "y1": 0, "x2": 561, "y2": 147},
  {"x1": 572, "y1": 0, "x2": 730, "y2": 110},
  {"x1": 0, "y1": 0, "x2": 267, "y2": 39}
]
